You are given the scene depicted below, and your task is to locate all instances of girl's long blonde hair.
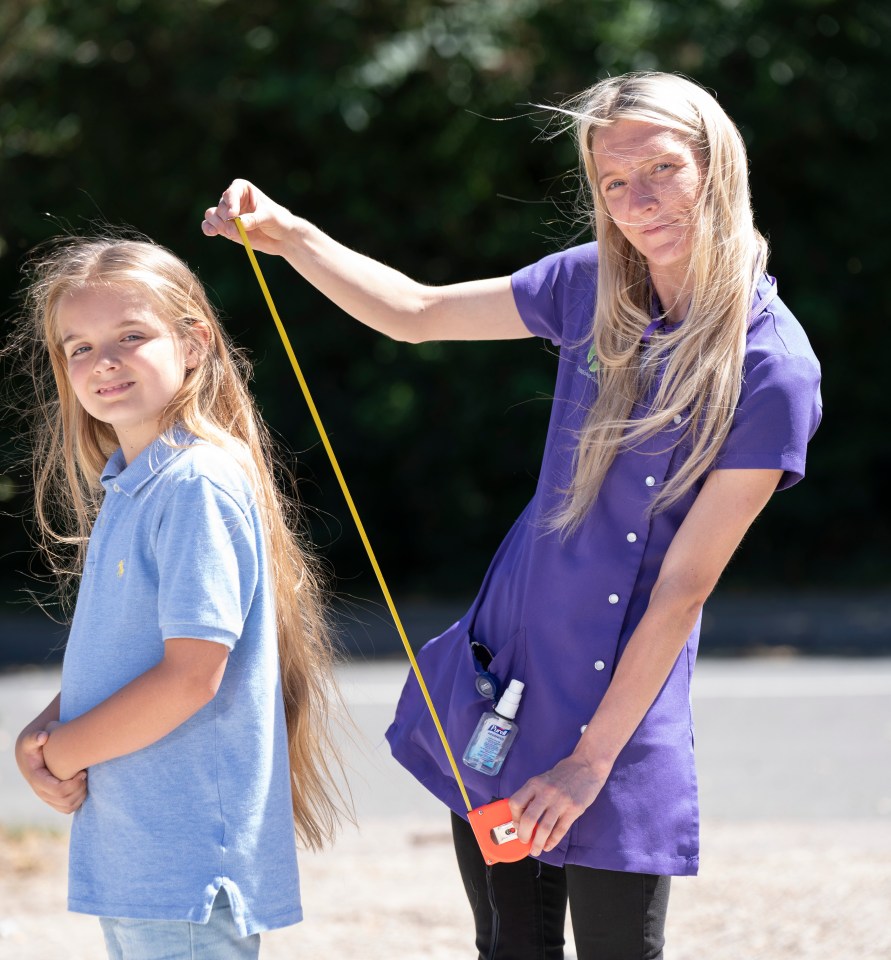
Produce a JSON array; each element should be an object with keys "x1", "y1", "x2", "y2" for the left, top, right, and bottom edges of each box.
[
  {"x1": 16, "y1": 235, "x2": 350, "y2": 850},
  {"x1": 553, "y1": 72, "x2": 768, "y2": 533}
]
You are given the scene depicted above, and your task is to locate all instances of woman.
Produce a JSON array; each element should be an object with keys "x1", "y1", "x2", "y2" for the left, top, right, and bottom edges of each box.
[{"x1": 202, "y1": 72, "x2": 822, "y2": 960}]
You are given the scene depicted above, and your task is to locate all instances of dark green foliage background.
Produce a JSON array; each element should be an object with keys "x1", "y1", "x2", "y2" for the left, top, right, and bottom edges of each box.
[{"x1": 1, "y1": 0, "x2": 886, "y2": 602}]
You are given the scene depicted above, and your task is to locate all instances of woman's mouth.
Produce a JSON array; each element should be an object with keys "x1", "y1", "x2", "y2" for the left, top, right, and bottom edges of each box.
[{"x1": 641, "y1": 222, "x2": 671, "y2": 235}]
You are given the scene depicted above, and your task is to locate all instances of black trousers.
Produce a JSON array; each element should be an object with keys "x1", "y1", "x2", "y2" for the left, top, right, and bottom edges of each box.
[{"x1": 451, "y1": 812, "x2": 671, "y2": 960}]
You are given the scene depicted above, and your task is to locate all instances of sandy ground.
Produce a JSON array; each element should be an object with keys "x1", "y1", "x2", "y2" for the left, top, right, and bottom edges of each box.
[{"x1": 1, "y1": 818, "x2": 890, "y2": 960}]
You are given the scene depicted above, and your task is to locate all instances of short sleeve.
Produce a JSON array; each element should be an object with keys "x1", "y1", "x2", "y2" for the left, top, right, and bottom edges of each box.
[
  {"x1": 154, "y1": 476, "x2": 260, "y2": 647},
  {"x1": 510, "y1": 243, "x2": 598, "y2": 346},
  {"x1": 716, "y1": 352, "x2": 823, "y2": 490}
]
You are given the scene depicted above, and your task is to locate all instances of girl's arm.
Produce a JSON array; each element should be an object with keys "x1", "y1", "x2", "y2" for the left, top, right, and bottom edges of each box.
[
  {"x1": 509, "y1": 467, "x2": 783, "y2": 856},
  {"x1": 201, "y1": 179, "x2": 531, "y2": 344},
  {"x1": 15, "y1": 693, "x2": 88, "y2": 814},
  {"x1": 42, "y1": 638, "x2": 229, "y2": 781}
]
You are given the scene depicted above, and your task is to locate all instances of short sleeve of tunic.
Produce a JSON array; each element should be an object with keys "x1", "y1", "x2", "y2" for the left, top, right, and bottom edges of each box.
[
  {"x1": 715, "y1": 305, "x2": 823, "y2": 490},
  {"x1": 154, "y1": 474, "x2": 259, "y2": 648},
  {"x1": 510, "y1": 242, "x2": 599, "y2": 346}
]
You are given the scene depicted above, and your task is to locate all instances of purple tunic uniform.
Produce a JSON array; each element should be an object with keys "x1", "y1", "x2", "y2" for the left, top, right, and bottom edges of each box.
[{"x1": 386, "y1": 243, "x2": 822, "y2": 876}]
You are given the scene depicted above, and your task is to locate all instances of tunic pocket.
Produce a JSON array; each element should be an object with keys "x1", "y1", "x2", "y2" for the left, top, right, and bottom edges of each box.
[{"x1": 398, "y1": 624, "x2": 528, "y2": 790}]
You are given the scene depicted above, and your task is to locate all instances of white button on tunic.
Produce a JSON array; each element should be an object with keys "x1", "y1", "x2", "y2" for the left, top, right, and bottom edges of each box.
[
  {"x1": 594, "y1": 660, "x2": 605, "y2": 671},
  {"x1": 645, "y1": 476, "x2": 656, "y2": 487},
  {"x1": 673, "y1": 414, "x2": 683, "y2": 425},
  {"x1": 608, "y1": 593, "x2": 619, "y2": 604},
  {"x1": 627, "y1": 532, "x2": 637, "y2": 543}
]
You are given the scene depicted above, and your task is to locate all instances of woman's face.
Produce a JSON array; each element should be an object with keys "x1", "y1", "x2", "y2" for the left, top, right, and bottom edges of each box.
[{"x1": 591, "y1": 119, "x2": 703, "y2": 282}]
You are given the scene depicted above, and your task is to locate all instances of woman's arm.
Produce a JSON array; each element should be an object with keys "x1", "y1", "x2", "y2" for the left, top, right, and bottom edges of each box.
[
  {"x1": 42, "y1": 638, "x2": 229, "y2": 781},
  {"x1": 510, "y1": 467, "x2": 783, "y2": 856},
  {"x1": 201, "y1": 179, "x2": 531, "y2": 344},
  {"x1": 15, "y1": 693, "x2": 88, "y2": 814}
]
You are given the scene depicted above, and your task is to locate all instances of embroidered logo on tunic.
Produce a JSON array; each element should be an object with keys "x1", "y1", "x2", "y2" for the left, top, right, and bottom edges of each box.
[
  {"x1": 586, "y1": 342, "x2": 600, "y2": 374},
  {"x1": 577, "y1": 342, "x2": 600, "y2": 382},
  {"x1": 117, "y1": 560, "x2": 125, "y2": 578}
]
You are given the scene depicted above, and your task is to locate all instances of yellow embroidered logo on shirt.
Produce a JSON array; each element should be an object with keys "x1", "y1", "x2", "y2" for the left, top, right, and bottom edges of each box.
[{"x1": 117, "y1": 560, "x2": 125, "y2": 578}]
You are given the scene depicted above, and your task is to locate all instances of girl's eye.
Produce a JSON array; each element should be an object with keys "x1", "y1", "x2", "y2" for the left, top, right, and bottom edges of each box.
[
  {"x1": 605, "y1": 180, "x2": 625, "y2": 192},
  {"x1": 654, "y1": 162, "x2": 674, "y2": 173},
  {"x1": 122, "y1": 333, "x2": 144, "y2": 343},
  {"x1": 69, "y1": 345, "x2": 90, "y2": 358}
]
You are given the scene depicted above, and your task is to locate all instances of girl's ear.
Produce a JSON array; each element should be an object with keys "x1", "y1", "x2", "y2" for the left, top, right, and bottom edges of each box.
[{"x1": 184, "y1": 319, "x2": 212, "y2": 371}]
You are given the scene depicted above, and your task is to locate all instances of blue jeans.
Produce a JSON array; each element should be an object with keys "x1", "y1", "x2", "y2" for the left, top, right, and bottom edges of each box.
[{"x1": 99, "y1": 889, "x2": 260, "y2": 960}]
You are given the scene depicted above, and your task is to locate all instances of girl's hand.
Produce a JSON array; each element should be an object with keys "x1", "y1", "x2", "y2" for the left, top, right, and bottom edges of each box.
[
  {"x1": 15, "y1": 727, "x2": 87, "y2": 815},
  {"x1": 509, "y1": 754, "x2": 610, "y2": 857},
  {"x1": 201, "y1": 180, "x2": 296, "y2": 257}
]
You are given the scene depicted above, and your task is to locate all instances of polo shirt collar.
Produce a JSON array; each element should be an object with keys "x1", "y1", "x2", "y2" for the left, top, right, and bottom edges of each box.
[{"x1": 101, "y1": 426, "x2": 195, "y2": 498}]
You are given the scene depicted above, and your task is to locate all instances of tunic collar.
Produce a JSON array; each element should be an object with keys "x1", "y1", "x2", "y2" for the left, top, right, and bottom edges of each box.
[{"x1": 640, "y1": 273, "x2": 779, "y2": 346}]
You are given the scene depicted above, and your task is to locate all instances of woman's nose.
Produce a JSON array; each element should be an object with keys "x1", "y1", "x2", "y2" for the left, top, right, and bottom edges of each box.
[{"x1": 629, "y1": 182, "x2": 658, "y2": 214}]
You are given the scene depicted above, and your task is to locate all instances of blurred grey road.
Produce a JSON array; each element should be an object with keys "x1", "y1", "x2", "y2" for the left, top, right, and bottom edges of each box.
[{"x1": 3, "y1": 655, "x2": 890, "y2": 828}]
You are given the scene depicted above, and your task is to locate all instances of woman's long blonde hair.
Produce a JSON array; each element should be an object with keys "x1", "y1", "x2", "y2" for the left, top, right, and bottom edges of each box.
[
  {"x1": 16, "y1": 235, "x2": 350, "y2": 850},
  {"x1": 553, "y1": 72, "x2": 768, "y2": 533}
]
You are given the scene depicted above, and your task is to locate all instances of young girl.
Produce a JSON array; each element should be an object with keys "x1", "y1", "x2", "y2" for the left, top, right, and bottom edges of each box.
[
  {"x1": 13, "y1": 236, "x2": 348, "y2": 959},
  {"x1": 203, "y1": 72, "x2": 822, "y2": 959}
]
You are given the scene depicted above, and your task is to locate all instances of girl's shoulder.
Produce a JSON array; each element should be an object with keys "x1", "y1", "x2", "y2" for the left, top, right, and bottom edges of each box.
[{"x1": 161, "y1": 437, "x2": 255, "y2": 503}]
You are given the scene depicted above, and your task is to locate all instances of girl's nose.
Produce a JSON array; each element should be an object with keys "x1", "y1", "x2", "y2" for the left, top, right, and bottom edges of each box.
[{"x1": 92, "y1": 347, "x2": 121, "y2": 372}]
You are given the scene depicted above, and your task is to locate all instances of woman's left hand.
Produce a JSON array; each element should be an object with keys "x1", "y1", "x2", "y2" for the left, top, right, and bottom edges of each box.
[{"x1": 509, "y1": 755, "x2": 610, "y2": 856}]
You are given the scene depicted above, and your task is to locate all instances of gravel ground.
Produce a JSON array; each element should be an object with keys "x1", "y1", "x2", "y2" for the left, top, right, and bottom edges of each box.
[
  {"x1": 4, "y1": 657, "x2": 890, "y2": 958},
  {"x1": 1, "y1": 817, "x2": 889, "y2": 960}
]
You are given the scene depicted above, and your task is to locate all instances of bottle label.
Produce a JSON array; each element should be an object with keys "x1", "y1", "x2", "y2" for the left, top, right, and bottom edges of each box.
[{"x1": 469, "y1": 720, "x2": 511, "y2": 768}]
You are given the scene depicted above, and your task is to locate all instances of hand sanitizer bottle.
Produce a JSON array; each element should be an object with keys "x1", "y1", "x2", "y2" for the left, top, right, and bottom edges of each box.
[{"x1": 462, "y1": 679, "x2": 525, "y2": 776}]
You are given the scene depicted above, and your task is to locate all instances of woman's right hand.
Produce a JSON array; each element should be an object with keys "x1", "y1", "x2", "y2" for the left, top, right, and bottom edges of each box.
[
  {"x1": 201, "y1": 179, "x2": 296, "y2": 257},
  {"x1": 15, "y1": 726, "x2": 87, "y2": 815},
  {"x1": 201, "y1": 178, "x2": 528, "y2": 343}
]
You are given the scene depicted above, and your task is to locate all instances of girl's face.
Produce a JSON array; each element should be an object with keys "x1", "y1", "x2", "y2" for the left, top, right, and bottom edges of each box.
[
  {"x1": 56, "y1": 287, "x2": 197, "y2": 462},
  {"x1": 591, "y1": 119, "x2": 702, "y2": 284}
]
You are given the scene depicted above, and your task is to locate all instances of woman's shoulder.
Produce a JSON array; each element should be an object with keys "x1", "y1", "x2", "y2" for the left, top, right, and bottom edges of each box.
[
  {"x1": 511, "y1": 241, "x2": 599, "y2": 343},
  {"x1": 514, "y1": 240, "x2": 599, "y2": 287},
  {"x1": 746, "y1": 284, "x2": 821, "y2": 377}
]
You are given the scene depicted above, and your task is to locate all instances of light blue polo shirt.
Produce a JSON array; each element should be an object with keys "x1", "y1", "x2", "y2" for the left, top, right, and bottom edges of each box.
[{"x1": 59, "y1": 431, "x2": 301, "y2": 936}]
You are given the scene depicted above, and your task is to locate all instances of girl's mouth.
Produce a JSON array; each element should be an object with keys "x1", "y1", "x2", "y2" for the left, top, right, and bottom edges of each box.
[{"x1": 96, "y1": 381, "x2": 134, "y2": 396}]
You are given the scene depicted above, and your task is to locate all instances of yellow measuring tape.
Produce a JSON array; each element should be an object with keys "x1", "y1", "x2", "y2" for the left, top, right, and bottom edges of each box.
[{"x1": 232, "y1": 217, "x2": 473, "y2": 813}]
